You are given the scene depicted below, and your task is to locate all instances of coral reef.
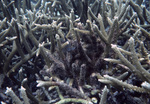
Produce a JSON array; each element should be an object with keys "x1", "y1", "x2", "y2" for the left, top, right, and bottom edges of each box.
[{"x1": 0, "y1": 0, "x2": 150, "y2": 104}]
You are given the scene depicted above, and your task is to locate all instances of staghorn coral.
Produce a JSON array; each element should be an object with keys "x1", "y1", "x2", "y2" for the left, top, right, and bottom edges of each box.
[{"x1": 0, "y1": 0, "x2": 150, "y2": 104}]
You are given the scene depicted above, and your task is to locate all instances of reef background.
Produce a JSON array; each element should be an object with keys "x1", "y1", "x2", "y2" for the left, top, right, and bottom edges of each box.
[{"x1": 0, "y1": 0, "x2": 150, "y2": 104}]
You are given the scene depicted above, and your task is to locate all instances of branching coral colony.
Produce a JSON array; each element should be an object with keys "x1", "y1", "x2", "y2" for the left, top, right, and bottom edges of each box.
[{"x1": 0, "y1": 0, "x2": 150, "y2": 104}]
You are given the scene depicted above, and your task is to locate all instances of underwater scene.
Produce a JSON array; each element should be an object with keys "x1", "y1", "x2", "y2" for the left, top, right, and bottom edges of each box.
[{"x1": 0, "y1": 0, "x2": 150, "y2": 104}]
